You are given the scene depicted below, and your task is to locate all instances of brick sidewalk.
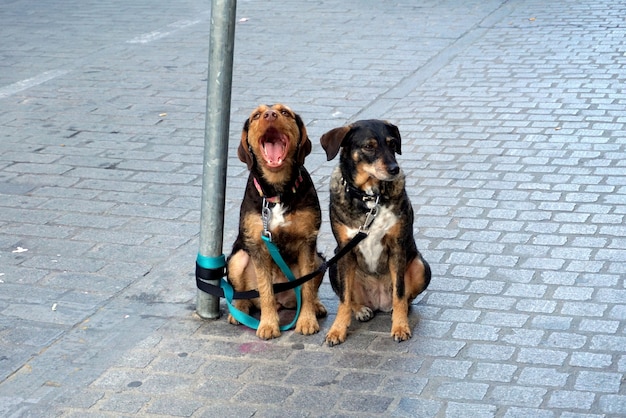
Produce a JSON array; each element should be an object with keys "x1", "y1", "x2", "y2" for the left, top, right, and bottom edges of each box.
[{"x1": 1, "y1": 0, "x2": 624, "y2": 416}]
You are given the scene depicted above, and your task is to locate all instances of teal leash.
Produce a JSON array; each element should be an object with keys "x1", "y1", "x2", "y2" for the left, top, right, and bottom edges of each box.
[{"x1": 221, "y1": 235, "x2": 302, "y2": 331}]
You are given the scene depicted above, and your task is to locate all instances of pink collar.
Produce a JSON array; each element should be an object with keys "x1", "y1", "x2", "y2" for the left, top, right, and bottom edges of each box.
[{"x1": 253, "y1": 173, "x2": 303, "y2": 204}]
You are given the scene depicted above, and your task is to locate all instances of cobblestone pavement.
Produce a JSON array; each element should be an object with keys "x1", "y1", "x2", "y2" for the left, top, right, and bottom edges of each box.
[{"x1": 1, "y1": 0, "x2": 625, "y2": 416}]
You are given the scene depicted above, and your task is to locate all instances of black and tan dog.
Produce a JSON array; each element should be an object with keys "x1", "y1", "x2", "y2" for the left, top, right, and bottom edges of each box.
[
  {"x1": 227, "y1": 104, "x2": 327, "y2": 340},
  {"x1": 320, "y1": 119, "x2": 431, "y2": 346}
]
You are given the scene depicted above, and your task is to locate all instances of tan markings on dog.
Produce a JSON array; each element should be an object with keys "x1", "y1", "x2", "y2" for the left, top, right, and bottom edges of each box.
[
  {"x1": 227, "y1": 250, "x2": 254, "y2": 325},
  {"x1": 354, "y1": 173, "x2": 379, "y2": 192},
  {"x1": 241, "y1": 104, "x2": 303, "y2": 186},
  {"x1": 405, "y1": 257, "x2": 429, "y2": 299},
  {"x1": 391, "y1": 294, "x2": 411, "y2": 341},
  {"x1": 352, "y1": 158, "x2": 376, "y2": 190},
  {"x1": 325, "y1": 265, "x2": 356, "y2": 346},
  {"x1": 255, "y1": 262, "x2": 281, "y2": 339},
  {"x1": 385, "y1": 255, "x2": 408, "y2": 341},
  {"x1": 276, "y1": 208, "x2": 320, "y2": 240},
  {"x1": 241, "y1": 206, "x2": 320, "y2": 246},
  {"x1": 294, "y1": 249, "x2": 324, "y2": 335},
  {"x1": 381, "y1": 220, "x2": 402, "y2": 243},
  {"x1": 334, "y1": 223, "x2": 355, "y2": 246},
  {"x1": 353, "y1": 161, "x2": 393, "y2": 190},
  {"x1": 362, "y1": 160, "x2": 395, "y2": 182},
  {"x1": 242, "y1": 212, "x2": 264, "y2": 241}
]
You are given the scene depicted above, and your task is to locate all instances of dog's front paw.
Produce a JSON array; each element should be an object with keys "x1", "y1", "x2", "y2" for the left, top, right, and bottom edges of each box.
[
  {"x1": 355, "y1": 306, "x2": 374, "y2": 322},
  {"x1": 391, "y1": 323, "x2": 412, "y2": 342},
  {"x1": 257, "y1": 321, "x2": 281, "y2": 340},
  {"x1": 325, "y1": 327, "x2": 347, "y2": 347},
  {"x1": 295, "y1": 315, "x2": 320, "y2": 335}
]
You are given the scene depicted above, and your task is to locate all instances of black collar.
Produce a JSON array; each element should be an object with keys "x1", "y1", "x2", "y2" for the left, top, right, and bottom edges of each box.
[{"x1": 341, "y1": 177, "x2": 379, "y2": 204}]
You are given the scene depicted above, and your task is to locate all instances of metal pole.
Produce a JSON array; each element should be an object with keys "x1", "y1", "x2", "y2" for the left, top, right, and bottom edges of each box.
[{"x1": 196, "y1": 0, "x2": 237, "y2": 319}]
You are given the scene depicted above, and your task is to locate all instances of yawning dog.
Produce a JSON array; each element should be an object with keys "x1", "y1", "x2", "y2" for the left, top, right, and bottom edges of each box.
[
  {"x1": 320, "y1": 119, "x2": 431, "y2": 346},
  {"x1": 227, "y1": 104, "x2": 327, "y2": 340}
]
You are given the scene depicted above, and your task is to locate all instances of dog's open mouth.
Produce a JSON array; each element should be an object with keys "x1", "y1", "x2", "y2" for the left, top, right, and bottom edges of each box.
[{"x1": 260, "y1": 128, "x2": 289, "y2": 168}]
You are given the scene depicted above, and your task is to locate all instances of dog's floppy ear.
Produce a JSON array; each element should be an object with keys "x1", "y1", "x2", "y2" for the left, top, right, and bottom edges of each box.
[
  {"x1": 385, "y1": 121, "x2": 402, "y2": 155},
  {"x1": 238, "y1": 118, "x2": 254, "y2": 169},
  {"x1": 320, "y1": 125, "x2": 352, "y2": 161},
  {"x1": 295, "y1": 113, "x2": 312, "y2": 165}
]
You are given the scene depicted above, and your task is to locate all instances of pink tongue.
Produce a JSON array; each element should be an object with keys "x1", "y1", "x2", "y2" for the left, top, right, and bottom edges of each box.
[{"x1": 264, "y1": 141, "x2": 284, "y2": 162}]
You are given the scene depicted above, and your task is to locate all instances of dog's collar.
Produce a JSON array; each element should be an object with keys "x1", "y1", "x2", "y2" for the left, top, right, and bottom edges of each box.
[
  {"x1": 341, "y1": 177, "x2": 379, "y2": 204},
  {"x1": 254, "y1": 171, "x2": 303, "y2": 204}
]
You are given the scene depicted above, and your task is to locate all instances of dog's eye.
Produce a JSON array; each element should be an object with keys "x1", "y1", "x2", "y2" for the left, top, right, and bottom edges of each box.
[
  {"x1": 363, "y1": 143, "x2": 376, "y2": 152},
  {"x1": 280, "y1": 109, "x2": 291, "y2": 117},
  {"x1": 252, "y1": 112, "x2": 261, "y2": 120}
]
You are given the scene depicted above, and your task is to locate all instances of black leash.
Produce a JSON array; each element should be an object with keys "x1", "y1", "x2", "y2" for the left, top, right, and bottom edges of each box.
[{"x1": 195, "y1": 231, "x2": 368, "y2": 300}]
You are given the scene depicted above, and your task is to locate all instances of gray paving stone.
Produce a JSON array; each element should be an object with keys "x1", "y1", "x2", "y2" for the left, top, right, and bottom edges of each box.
[
  {"x1": 436, "y1": 382, "x2": 489, "y2": 401},
  {"x1": 284, "y1": 388, "x2": 341, "y2": 414},
  {"x1": 452, "y1": 323, "x2": 500, "y2": 341},
  {"x1": 474, "y1": 295, "x2": 517, "y2": 311},
  {"x1": 547, "y1": 390, "x2": 596, "y2": 410},
  {"x1": 574, "y1": 371, "x2": 623, "y2": 393},
  {"x1": 464, "y1": 343, "x2": 516, "y2": 361},
  {"x1": 236, "y1": 384, "x2": 293, "y2": 404},
  {"x1": 145, "y1": 396, "x2": 204, "y2": 417},
  {"x1": 392, "y1": 398, "x2": 441, "y2": 417},
  {"x1": 445, "y1": 402, "x2": 497, "y2": 418},
  {"x1": 599, "y1": 395, "x2": 626, "y2": 416},
  {"x1": 561, "y1": 302, "x2": 608, "y2": 318},
  {"x1": 517, "y1": 348, "x2": 569, "y2": 366},
  {"x1": 503, "y1": 407, "x2": 555, "y2": 418},
  {"x1": 472, "y1": 363, "x2": 518, "y2": 383},
  {"x1": 98, "y1": 392, "x2": 150, "y2": 414},
  {"x1": 516, "y1": 299, "x2": 558, "y2": 314},
  {"x1": 482, "y1": 312, "x2": 529, "y2": 328},
  {"x1": 428, "y1": 359, "x2": 473, "y2": 379},
  {"x1": 489, "y1": 386, "x2": 547, "y2": 408},
  {"x1": 517, "y1": 367, "x2": 569, "y2": 387}
]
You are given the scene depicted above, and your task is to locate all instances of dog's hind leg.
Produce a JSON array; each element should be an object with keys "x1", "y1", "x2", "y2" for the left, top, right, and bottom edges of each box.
[
  {"x1": 405, "y1": 255, "x2": 431, "y2": 302},
  {"x1": 355, "y1": 306, "x2": 375, "y2": 322},
  {"x1": 226, "y1": 250, "x2": 255, "y2": 325},
  {"x1": 350, "y1": 280, "x2": 372, "y2": 322}
]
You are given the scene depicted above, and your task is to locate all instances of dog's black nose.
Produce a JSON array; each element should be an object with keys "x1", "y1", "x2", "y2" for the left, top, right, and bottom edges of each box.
[
  {"x1": 263, "y1": 110, "x2": 278, "y2": 121},
  {"x1": 388, "y1": 164, "x2": 400, "y2": 176}
]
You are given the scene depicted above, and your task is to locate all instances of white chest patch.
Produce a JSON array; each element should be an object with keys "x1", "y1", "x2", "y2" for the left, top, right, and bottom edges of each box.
[
  {"x1": 346, "y1": 205, "x2": 398, "y2": 273},
  {"x1": 268, "y1": 203, "x2": 289, "y2": 231}
]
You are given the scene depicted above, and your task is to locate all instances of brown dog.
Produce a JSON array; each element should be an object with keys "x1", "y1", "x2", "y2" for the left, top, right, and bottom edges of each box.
[
  {"x1": 227, "y1": 104, "x2": 327, "y2": 340},
  {"x1": 320, "y1": 119, "x2": 431, "y2": 346}
]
